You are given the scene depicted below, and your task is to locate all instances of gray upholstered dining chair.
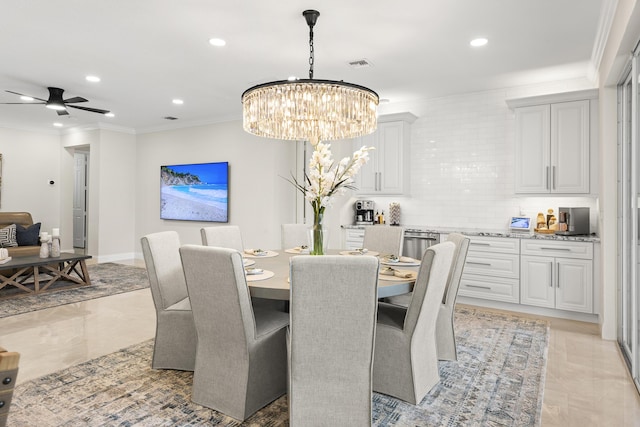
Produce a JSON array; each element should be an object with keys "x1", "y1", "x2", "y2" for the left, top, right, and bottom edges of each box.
[
  {"x1": 140, "y1": 231, "x2": 196, "y2": 371},
  {"x1": 288, "y1": 255, "x2": 380, "y2": 425},
  {"x1": 384, "y1": 233, "x2": 470, "y2": 361},
  {"x1": 281, "y1": 223, "x2": 309, "y2": 249},
  {"x1": 179, "y1": 245, "x2": 289, "y2": 421},
  {"x1": 362, "y1": 225, "x2": 405, "y2": 257},
  {"x1": 200, "y1": 225, "x2": 244, "y2": 251},
  {"x1": 373, "y1": 241, "x2": 455, "y2": 405}
]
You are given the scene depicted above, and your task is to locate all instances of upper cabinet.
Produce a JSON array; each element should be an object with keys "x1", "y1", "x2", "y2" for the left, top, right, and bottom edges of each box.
[
  {"x1": 507, "y1": 90, "x2": 598, "y2": 194},
  {"x1": 353, "y1": 112, "x2": 417, "y2": 195}
]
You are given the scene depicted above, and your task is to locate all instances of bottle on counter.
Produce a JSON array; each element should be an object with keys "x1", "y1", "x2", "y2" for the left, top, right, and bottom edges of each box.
[
  {"x1": 375, "y1": 211, "x2": 380, "y2": 224},
  {"x1": 380, "y1": 210, "x2": 385, "y2": 225}
]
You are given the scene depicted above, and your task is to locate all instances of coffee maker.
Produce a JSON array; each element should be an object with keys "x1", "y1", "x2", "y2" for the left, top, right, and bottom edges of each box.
[
  {"x1": 355, "y1": 200, "x2": 375, "y2": 225},
  {"x1": 555, "y1": 207, "x2": 590, "y2": 236}
]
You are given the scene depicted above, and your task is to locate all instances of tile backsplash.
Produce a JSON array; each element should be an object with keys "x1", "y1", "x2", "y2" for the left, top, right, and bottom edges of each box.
[{"x1": 346, "y1": 79, "x2": 599, "y2": 234}]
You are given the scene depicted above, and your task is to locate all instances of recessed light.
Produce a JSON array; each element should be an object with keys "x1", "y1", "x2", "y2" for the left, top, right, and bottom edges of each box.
[
  {"x1": 20, "y1": 96, "x2": 34, "y2": 101},
  {"x1": 209, "y1": 38, "x2": 226, "y2": 47},
  {"x1": 86, "y1": 75, "x2": 101, "y2": 82},
  {"x1": 470, "y1": 38, "x2": 488, "y2": 47},
  {"x1": 172, "y1": 99, "x2": 184, "y2": 105},
  {"x1": 105, "y1": 112, "x2": 115, "y2": 118},
  {"x1": 53, "y1": 122, "x2": 63, "y2": 127}
]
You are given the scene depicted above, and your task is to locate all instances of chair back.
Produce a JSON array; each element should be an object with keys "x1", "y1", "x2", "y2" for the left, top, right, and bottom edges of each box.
[
  {"x1": 403, "y1": 241, "x2": 455, "y2": 337},
  {"x1": 141, "y1": 231, "x2": 188, "y2": 310},
  {"x1": 288, "y1": 255, "x2": 379, "y2": 424},
  {"x1": 180, "y1": 245, "x2": 256, "y2": 345},
  {"x1": 281, "y1": 223, "x2": 309, "y2": 249},
  {"x1": 362, "y1": 225, "x2": 405, "y2": 257},
  {"x1": 200, "y1": 225, "x2": 244, "y2": 252},
  {"x1": 442, "y1": 233, "x2": 470, "y2": 305}
]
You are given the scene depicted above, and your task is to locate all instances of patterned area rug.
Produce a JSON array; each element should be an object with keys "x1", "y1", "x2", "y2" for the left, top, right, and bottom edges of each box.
[
  {"x1": 0, "y1": 263, "x2": 148, "y2": 318},
  {"x1": 10, "y1": 306, "x2": 548, "y2": 427}
]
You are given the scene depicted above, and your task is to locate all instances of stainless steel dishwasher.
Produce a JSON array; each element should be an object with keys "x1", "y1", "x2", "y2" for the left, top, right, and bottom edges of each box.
[{"x1": 403, "y1": 229, "x2": 440, "y2": 259}]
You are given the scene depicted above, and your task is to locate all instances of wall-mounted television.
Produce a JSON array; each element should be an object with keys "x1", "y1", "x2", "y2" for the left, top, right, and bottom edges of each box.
[{"x1": 160, "y1": 161, "x2": 229, "y2": 222}]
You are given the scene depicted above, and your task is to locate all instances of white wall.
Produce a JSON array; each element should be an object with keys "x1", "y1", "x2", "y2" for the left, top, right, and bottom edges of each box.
[
  {"x1": 61, "y1": 128, "x2": 137, "y2": 261},
  {"x1": 135, "y1": 121, "x2": 298, "y2": 255},
  {"x1": 0, "y1": 127, "x2": 61, "y2": 232}
]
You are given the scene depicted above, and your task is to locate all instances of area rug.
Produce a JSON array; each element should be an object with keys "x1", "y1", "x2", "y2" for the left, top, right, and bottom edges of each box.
[
  {"x1": 9, "y1": 306, "x2": 548, "y2": 426},
  {"x1": 0, "y1": 263, "x2": 149, "y2": 318}
]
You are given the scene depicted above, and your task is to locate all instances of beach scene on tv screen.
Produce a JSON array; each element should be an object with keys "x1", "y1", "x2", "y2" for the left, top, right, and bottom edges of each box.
[{"x1": 160, "y1": 162, "x2": 228, "y2": 222}]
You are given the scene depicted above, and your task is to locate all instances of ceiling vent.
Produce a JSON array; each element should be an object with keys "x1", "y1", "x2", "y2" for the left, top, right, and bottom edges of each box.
[
  {"x1": 348, "y1": 59, "x2": 373, "y2": 69},
  {"x1": 163, "y1": 116, "x2": 178, "y2": 120}
]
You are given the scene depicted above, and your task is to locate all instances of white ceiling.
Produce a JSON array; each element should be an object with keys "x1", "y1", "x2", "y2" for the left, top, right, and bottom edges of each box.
[{"x1": 0, "y1": 0, "x2": 604, "y2": 134}]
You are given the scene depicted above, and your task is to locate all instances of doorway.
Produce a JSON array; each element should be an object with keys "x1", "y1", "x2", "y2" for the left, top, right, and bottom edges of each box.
[{"x1": 73, "y1": 151, "x2": 89, "y2": 252}]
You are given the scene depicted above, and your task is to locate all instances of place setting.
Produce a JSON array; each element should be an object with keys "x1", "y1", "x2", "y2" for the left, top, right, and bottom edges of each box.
[
  {"x1": 338, "y1": 248, "x2": 379, "y2": 257},
  {"x1": 244, "y1": 267, "x2": 275, "y2": 282},
  {"x1": 285, "y1": 245, "x2": 311, "y2": 254},
  {"x1": 243, "y1": 249, "x2": 279, "y2": 258},
  {"x1": 378, "y1": 266, "x2": 418, "y2": 282},
  {"x1": 379, "y1": 254, "x2": 421, "y2": 267}
]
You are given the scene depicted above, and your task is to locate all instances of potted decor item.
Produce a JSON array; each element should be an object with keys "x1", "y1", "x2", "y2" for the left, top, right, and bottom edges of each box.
[{"x1": 287, "y1": 142, "x2": 372, "y2": 255}]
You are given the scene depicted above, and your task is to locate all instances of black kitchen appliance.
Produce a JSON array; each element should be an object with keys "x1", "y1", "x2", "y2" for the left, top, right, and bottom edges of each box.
[{"x1": 355, "y1": 200, "x2": 374, "y2": 225}]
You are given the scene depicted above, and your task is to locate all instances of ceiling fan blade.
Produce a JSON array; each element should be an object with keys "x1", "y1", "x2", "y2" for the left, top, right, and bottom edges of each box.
[
  {"x1": 63, "y1": 96, "x2": 88, "y2": 104},
  {"x1": 56, "y1": 109, "x2": 70, "y2": 116},
  {"x1": 68, "y1": 105, "x2": 110, "y2": 114},
  {"x1": 5, "y1": 90, "x2": 47, "y2": 102}
]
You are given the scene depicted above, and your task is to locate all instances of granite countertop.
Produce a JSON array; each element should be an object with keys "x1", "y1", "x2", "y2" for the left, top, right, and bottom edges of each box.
[{"x1": 342, "y1": 224, "x2": 600, "y2": 243}]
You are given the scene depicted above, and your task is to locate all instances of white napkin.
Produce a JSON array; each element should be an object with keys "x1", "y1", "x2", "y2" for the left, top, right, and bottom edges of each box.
[{"x1": 399, "y1": 256, "x2": 417, "y2": 263}]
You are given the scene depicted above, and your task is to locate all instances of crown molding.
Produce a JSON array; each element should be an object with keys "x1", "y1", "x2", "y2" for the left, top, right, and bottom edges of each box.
[{"x1": 589, "y1": 0, "x2": 619, "y2": 81}]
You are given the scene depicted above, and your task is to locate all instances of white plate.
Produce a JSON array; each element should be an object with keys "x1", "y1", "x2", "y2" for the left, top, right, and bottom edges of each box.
[
  {"x1": 243, "y1": 259, "x2": 256, "y2": 267},
  {"x1": 245, "y1": 270, "x2": 275, "y2": 282},
  {"x1": 245, "y1": 268, "x2": 264, "y2": 275},
  {"x1": 378, "y1": 270, "x2": 417, "y2": 281},
  {"x1": 285, "y1": 247, "x2": 311, "y2": 254},
  {"x1": 380, "y1": 260, "x2": 420, "y2": 267},
  {"x1": 243, "y1": 250, "x2": 279, "y2": 258},
  {"x1": 339, "y1": 250, "x2": 379, "y2": 257}
]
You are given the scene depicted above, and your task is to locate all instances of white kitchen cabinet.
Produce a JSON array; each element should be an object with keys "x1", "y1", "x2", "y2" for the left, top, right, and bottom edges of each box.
[
  {"x1": 354, "y1": 112, "x2": 416, "y2": 195},
  {"x1": 508, "y1": 89, "x2": 598, "y2": 195},
  {"x1": 520, "y1": 240, "x2": 593, "y2": 313},
  {"x1": 514, "y1": 100, "x2": 590, "y2": 194},
  {"x1": 458, "y1": 236, "x2": 520, "y2": 304}
]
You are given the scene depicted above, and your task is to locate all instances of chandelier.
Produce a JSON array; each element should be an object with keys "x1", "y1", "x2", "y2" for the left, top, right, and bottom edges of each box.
[{"x1": 241, "y1": 10, "x2": 379, "y2": 145}]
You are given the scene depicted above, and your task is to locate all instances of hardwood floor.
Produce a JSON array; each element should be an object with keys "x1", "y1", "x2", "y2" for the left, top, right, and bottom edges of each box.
[{"x1": 1, "y1": 258, "x2": 639, "y2": 425}]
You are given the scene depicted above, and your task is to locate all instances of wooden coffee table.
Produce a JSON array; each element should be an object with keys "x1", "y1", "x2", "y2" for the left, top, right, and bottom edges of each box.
[{"x1": 0, "y1": 253, "x2": 93, "y2": 299}]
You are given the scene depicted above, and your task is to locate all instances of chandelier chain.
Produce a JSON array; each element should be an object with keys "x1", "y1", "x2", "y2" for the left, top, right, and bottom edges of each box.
[{"x1": 308, "y1": 24, "x2": 314, "y2": 79}]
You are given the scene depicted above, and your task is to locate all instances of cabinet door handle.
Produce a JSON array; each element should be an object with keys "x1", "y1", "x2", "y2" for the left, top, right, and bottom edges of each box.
[
  {"x1": 378, "y1": 172, "x2": 382, "y2": 191},
  {"x1": 550, "y1": 263, "x2": 554, "y2": 287},
  {"x1": 467, "y1": 261, "x2": 492, "y2": 267},
  {"x1": 470, "y1": 242, "x2": 491, "y2": 246},
  {"x1": 552, "y1": 166, "x2": 556, "y2": 190},
  {"x1": 466, "y1": 284, "x2": 492, "y2": 290},
  {"x1": 546, "y1": 166, "x2": 550, "y2": 190},
  {"x1": 557, "y1": 263, "x2": 560, "y2": 288},
  {"x1": 540, "y1": 247, "x2": 572, "y2": 251}
]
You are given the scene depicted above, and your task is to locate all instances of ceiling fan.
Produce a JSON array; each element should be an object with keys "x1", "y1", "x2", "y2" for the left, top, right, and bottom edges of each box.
[{"x1": 1, "y1": 87, "x2": 110, "y2": 116}]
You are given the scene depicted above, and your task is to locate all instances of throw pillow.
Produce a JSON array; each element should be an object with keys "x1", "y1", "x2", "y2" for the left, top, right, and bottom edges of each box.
[
  {"x1": 16, "y1": 222, "x2": 42, "y2": 246},
  {"x1": 0, "y1": 224, "x2": 18, "y2": 247}
]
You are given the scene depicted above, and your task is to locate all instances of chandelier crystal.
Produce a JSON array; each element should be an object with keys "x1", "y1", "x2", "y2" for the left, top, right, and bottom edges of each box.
[{"x1": 242, "y1": 10, "x2": 379, "y2": 145}]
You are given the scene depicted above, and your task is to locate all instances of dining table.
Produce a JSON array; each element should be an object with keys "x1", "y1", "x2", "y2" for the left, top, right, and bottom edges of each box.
[{"x1": 242, "y1": 248, "x2": 420, "y2": 300}]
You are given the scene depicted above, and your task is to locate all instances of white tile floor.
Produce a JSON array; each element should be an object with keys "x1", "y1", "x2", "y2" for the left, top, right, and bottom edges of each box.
[{"x1": 1, "y1": 259, "x2": 639, "y2": 426}]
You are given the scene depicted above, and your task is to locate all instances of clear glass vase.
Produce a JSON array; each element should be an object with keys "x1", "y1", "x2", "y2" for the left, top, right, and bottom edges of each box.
[{"x1": 309, "y1": 209, "x2": 328, "y2": 255}]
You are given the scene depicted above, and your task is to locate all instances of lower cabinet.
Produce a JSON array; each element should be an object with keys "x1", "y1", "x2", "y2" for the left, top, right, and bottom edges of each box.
[
  {"x1": 520, "y1": 240, "x2": 594, "y2": 313},
  {"x1": 458, "y1": 236, "x2": 520, "y2": 304}
]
